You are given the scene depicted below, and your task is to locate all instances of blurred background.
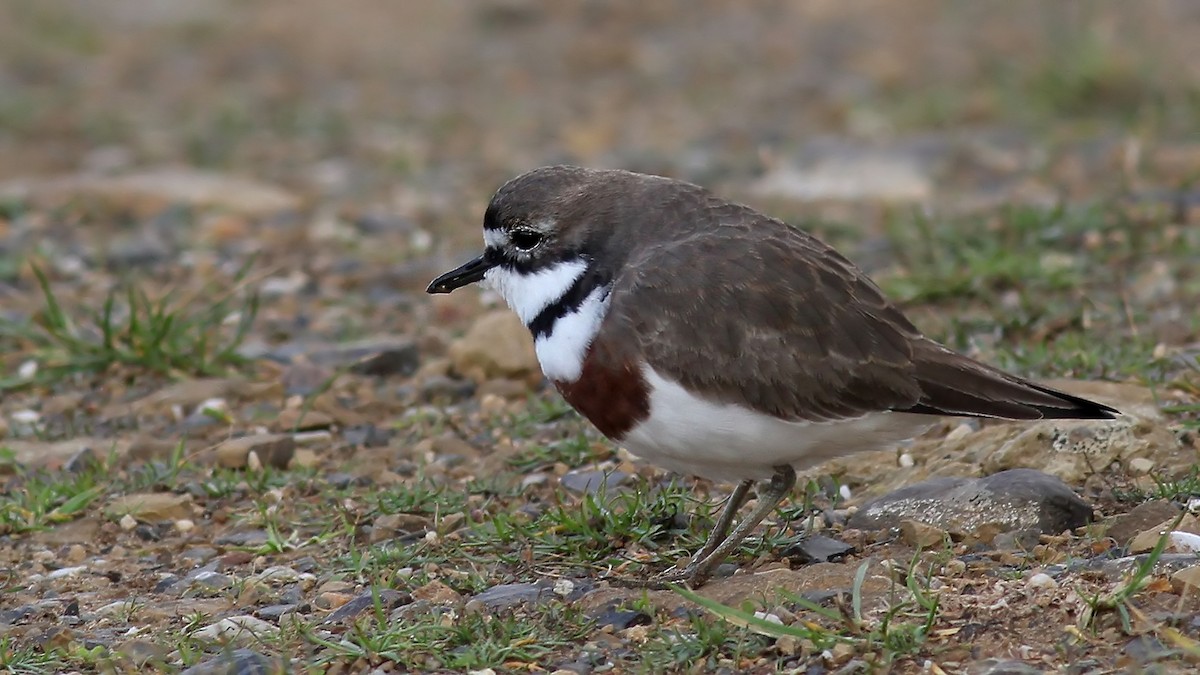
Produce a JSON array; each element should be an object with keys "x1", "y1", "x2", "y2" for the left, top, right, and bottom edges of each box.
[
  {"x1": 2, "y1": 4, "x2": 1200, "y2": 671},
  {"x1": 2, "y1": 0, "x2": 1198, "y2": 406},
  {"x1": 4, "y1": 1, "x2": 1199, "y2": 365},
  {"x1": 3, "y1": 1, "x2": 1199, "y2": 214}
]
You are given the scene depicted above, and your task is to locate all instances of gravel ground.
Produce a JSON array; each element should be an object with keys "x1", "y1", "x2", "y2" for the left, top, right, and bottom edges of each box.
[{"x1": 2, "y1": 3, "x2": 1200, "y2": 673}]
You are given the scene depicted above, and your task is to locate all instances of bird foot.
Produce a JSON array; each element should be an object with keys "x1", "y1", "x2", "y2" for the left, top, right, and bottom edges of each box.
[{"x1": 604, "y1": 565, "x2": 710, "y2": 590}]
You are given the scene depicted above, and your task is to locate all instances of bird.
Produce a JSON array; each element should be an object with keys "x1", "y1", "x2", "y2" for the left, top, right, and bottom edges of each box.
[{"x1": 426, "y1": 165, "x2": 1120, "y2": 588}]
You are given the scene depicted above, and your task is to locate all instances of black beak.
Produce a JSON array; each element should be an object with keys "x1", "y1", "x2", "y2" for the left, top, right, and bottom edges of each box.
[{"x1": 426, "y1": 254, "x2": 494, "y2": 294}]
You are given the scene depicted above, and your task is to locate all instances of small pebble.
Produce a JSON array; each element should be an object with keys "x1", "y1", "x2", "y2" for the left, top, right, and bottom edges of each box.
[
  {"x1": 175, "y1": 519, "x2": 195, "y2": 533},
  {"x1": 1027, "y1": 572, "x2": 1057, "y2": 589},
  {"x1": 11, "y1": 409, "x2": 40, "y2": 424},
  {"x1": 944, "y1": 423, "x2": 973, "y2": 442},
  {"x1": 65, "y1": 545, "x2": 86, "y2": 564},
  {"x1": 47, "y1": 566, "x2": 87, "y2": 580},
  {"x1": 119, "y1": 514, "x2": 138, "y2": 531},
  {"x1": 553, "y1": 579, "x2": 575, "y2": 597},
  {"x1": 479, "y1": 393, "x2": 507, "y2": 415},
  {"x1": 753, "y1": 611, "x2": 783, "y2": 625},
  {"x1": 17, "y1": 360, "x2": 38, "y2": 380},
  {"x1": 1169, "y1": 531, "x2": 1200, "y2": 553},
  {"x1": 898, "y1": 452, "x2": 914, "y2": 468},
  {"x1": 196, "y1": 398, "x2": 229, "y2": 416},
  {"x1": 1127, "y1": 457, "x2": 1155, "y2": 476}
]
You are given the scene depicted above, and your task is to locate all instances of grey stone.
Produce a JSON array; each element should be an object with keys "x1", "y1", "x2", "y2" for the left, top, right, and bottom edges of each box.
[
  {"x1": 1105, "y1": 500, "x2": 1182, "y2": 547},
  {"x1": 180, "y1": 648, "x2": 282, "y2": 675},
  {"x1": 116, "y1": 639, "x2": 168, "y2": 667},
  {"x1": 560, "y1": 469, "x2": 632, "y2": 495},
  {"x1": 185, "y1": 569, "x2": 232, "y2": 591},
  {"x1": 342, "y1": 424, "x2": 392, "y2": 448},
  {"x1": 1059, "y1": 552, "x2": 1200, "y2": 581},
  {"x1": 323, "y1": 588, "x2": 411, "y2": 624},
  {"x1": 0, "y1": 605, "x2": 32, "y2": 625},
  {"x1": 967, "y1": 658, "x2": 1044, "y2": 675},
  {"x1": 1123, "y1": 634, "x2": 1173, "y2": 665},
  {"x1": 781, "y1": 534, "x2": 855, "y2": 564},
  {"x1": 279, "y1": 337, "x2": 421, "y2": 376},
  {"x1": 347, "y1": 342, "x2": 421, "y2": 377},
  {"x1": 180, "y1": 547, "x2": 220, "y2": 564},
  {"x1": 214, "y1": 529, "x2": 269, "y2": 547},
  {"x1": 471, "y1": 583, "x2": 553, "y2": 611},
  {"x1": 64, "y1": 446, "x2": 100, "y2": 473},
  {"x1": 588, "y1": 601, "x2": 651, "y2": 631},
  {"x1": 255, "y1": 604, "x2": 299, "y2": 622},
  {"x1": 417, "y1": 375, "x2": 476, "y2": 402},
  {"x1": 152, "y1": 575, "x2": 180, "y2": 594},
  {"x1": 848, "y1": 469, "x2": 1092, "y2": 539}
]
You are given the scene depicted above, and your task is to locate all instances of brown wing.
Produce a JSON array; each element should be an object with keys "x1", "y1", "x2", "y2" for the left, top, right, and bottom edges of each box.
[
  {"x1": 602, "y1": 202, "x2": 927, "y2": 423},
  {"x1": 602, "y1": 201, "x2": 1118, "y2": 423}
]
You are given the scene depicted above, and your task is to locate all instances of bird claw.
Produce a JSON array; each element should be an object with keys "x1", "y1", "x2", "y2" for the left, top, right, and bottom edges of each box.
[{"x1": 604, "y1": 565, "x2": 707, "y2": 590}]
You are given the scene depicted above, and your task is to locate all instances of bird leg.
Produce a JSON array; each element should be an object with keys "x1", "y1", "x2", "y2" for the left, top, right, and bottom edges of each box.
[
  {"x1": 670, "y1": 465, "x2": 796, "y2": 587},
  {"x1": 610, "y1": 465, "x2": 796, "y2": 590},
  {"x1": 691, "y1": 479, "x2": 753, "y2": 563}
]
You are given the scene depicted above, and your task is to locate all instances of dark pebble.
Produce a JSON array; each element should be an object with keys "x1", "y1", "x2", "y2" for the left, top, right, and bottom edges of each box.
[
  {"x1": 180, "y1": 547, "x2": 220, "y2": 565},
  {"x1": 323, "y1": 588, "x2": 412, "y2": 624},
  {"x1": 349, "y1": 344, "x2": 421, "y2": 377},
  {"x1": 325, "y1": 472, "x2": 367, "y2": 489},
  {"x1": 1123, "y1": 634, "x2": 1173, "y2": 664},
  {"x1": 0, "y1": 605, "x2": 32, "y2": 625},
  {"x1": 781, "y1": 534, "x2": 855, "y2": 564},
  {"x1": 220, "y1": 551, "x2": 255, "y2": 567},
  {"x1": 64, "y1": 447, "x2": 100, "y2": 473},
  {"x1": 342, "y1": 424, "x2": 392, "y2": 448},
  {"x1": 588, "y1": 601, "x2": 652, "y2": 631},
  {"x1": 279, "y1": 587, "x2": 304, "y2": 606},
  {"x1": 153, "y1": 576, "x2": 180, "y2": 594},
  {"x1": 291, "y1": 556, "x2": 318, "y2": 573},
  {"x1": 255, "y1": 604, "x2": 299, "y2": 622},
  {"x1": 417, "y1": 376, "x2": 476, "y2": 402},
  {"x1": 214, "y1": 530, "x2": 269, "y2": 547}
]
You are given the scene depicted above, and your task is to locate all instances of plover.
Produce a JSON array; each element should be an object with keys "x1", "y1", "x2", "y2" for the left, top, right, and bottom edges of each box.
[{"x1": 428, "y1": 165, "x2": 1119, "y2": 587}]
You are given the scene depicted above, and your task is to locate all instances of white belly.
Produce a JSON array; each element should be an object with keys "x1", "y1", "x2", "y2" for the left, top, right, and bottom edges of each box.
[{"x1": 622, "y1": 367, "x2": 932, "y2": 482}]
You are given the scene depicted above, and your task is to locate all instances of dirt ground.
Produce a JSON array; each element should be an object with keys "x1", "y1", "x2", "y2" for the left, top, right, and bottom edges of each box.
[{"x1": 2, "y1": 2, "x2": 1200, "y2": 673}]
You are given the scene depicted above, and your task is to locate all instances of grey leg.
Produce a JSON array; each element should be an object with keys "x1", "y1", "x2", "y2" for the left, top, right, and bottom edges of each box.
[
  {"x1": 674, "y1": 465, "x2": 796, "y2": 588},
  {"x1": 691, "y1": 480, "x2": 753, "y2": 563},
  {"x1": 606, "y1": 467, "x2": 795, "y2": 590}
]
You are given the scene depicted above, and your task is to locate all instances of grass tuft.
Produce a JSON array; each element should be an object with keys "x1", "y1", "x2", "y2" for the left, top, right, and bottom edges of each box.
[{"x1": 0, "y1": 262, "x2": 259, "y2": 392}]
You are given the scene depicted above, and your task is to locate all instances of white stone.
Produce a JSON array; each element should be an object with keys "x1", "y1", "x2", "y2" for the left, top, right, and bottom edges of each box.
[
  {"x1": 47, "y1": 565, "x2": 87, "y2": 580},
  {"x1": 1027, "y1": 572, "x2": 1057, "y2": 589}
]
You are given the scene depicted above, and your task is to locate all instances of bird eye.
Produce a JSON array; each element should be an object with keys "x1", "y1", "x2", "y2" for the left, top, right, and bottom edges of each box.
[{"x1": 511, "y1": 230, "x2": 543, "y2": 252}]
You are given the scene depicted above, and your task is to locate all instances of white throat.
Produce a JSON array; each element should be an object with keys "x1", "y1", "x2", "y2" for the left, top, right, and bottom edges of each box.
[
  {"x1": 484, "y1": 259, "x2": 611, "y2": 383},
  {"x1": 484, "y1": 259, "x2": 587, "y2": 324}
]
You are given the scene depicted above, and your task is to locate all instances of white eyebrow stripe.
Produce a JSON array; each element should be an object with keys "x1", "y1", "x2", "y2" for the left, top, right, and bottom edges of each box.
[{"x1": 483, "y1": 229, "x2": 508, "y2": 249}]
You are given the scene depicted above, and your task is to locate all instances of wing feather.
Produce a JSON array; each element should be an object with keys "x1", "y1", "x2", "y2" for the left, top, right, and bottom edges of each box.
[{"x1": 600, "y1": 198, "x2": 1118, "y2": 423}]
